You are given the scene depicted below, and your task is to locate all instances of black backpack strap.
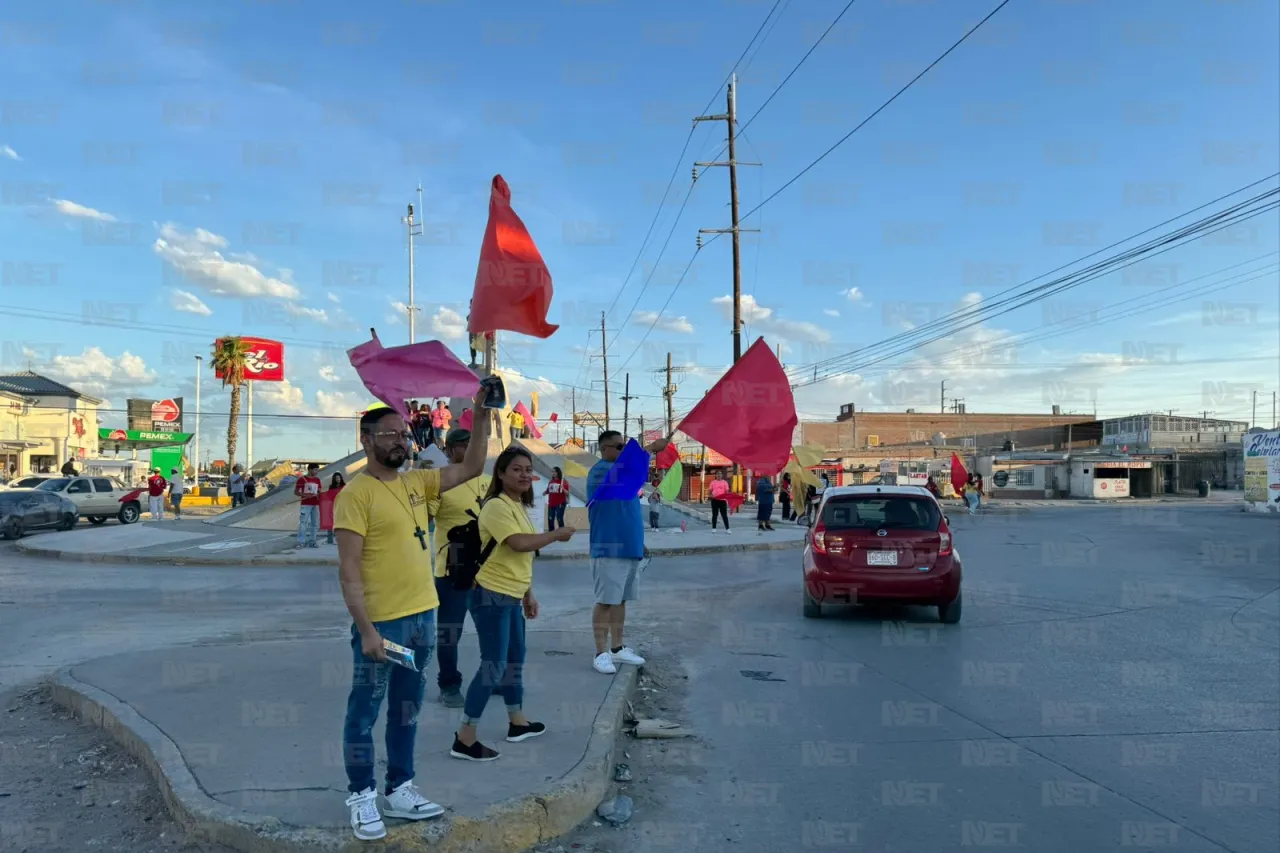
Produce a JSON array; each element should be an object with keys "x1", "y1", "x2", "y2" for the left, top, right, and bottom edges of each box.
[{"x1": 477, "y1": 537, "x2": 498, "y2": 565}]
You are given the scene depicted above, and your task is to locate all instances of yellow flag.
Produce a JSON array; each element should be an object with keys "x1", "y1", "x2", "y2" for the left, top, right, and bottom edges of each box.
[
  {"x1": 792, "y1": 443, "x2": 825, "y2": 469},
  {"x1": 562, "y1": 459, "x2": 591, "y2": 478},
  {"x1": 784, "y1": 458, "x2": 821, "y2": 489},
  {"x1": 530, "y1": 392, "x2": 539, "y2": 419}
]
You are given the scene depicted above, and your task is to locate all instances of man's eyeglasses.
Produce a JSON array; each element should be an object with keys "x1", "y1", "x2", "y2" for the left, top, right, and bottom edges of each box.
[{"x1": 370, "y1": 430, "x2": 413, "y2": 442}]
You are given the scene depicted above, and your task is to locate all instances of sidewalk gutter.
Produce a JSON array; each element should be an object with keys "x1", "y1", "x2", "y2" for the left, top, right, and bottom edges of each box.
[
  {"x1": 15, "y1": 536, "x2": 805, "y2": 567},
  {"x1": 50, "y1": 664, "x2": 640, "y2": 853}
]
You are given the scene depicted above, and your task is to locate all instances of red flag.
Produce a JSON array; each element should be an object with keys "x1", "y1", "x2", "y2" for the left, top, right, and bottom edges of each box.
[
  {"x1": 724, "y1": 493, "x2": 746, "y2": 513},
  {"x1": 676, "y1": 338, "x2": 797, "y2": 476},
  {"x1": 468, "y1": 175, "x2": 558, "y2": 339},
  {"x1": 548, "y1": 412, "x2": 559, "y2": 423},
  {"x1": 950, "y1": 453, "x2": 969, "y2": 495},
  {"x1": 654, "y1": 444, "x2": 680, "y2": 470},
  {"x1": 319, "y1": 490, "x2": 337, "y2": 532},
  {"x1": 458, "y1": 408, "x2": 474, "y2": 431}
]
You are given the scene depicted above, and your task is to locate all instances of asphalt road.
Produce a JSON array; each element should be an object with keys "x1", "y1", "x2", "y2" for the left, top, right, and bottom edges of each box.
[{"x1": 3, "y1": 504, "x2": 1277, "y2": 853}]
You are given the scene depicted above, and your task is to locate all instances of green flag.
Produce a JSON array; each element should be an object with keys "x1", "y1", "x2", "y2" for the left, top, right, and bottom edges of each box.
[{"x1": 658, "y1": 461, "x2": 683, "y2": 501}]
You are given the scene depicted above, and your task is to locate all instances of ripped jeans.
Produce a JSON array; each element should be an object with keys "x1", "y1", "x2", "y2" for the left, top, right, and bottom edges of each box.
[{"x1": 342, "y1": 609, "x2": 436, "y2": 794}]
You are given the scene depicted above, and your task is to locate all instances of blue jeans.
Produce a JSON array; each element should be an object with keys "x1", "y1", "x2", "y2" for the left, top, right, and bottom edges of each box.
[
  {"x1": 342, "y1": 610, "x2": 436, "y2": 794},
  {"x1": 547, "y1": 504, "x2": 566, "y2": 530},
  {"x1": 434, "y1": 576, "x2": 472, "y2": 692},
  {"x1": 297, "y1": 505, "x2": 319, "y2": 545},
  {"x1": 461, "y1": 588, "x2": 526, "y2": 725}
]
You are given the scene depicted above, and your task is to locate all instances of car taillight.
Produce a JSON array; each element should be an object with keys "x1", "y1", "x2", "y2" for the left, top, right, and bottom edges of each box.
[
  {"x1": 938, "y1": 523, "x2": 953, "y2": 556},
  {"x1": 811, "y1": 521, "x2": 828, "y2": 554}
]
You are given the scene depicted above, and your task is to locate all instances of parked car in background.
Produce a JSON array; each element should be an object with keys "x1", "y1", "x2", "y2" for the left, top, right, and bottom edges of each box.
[
  {"x1": 802, "y1": 485, "x2": 963, "y2": 623},
  {"x1": 34, "y1": 476, "x2": 145, "y2": 525},
  {"x1": 0, "y1": 489, "x2": 79, "y2": 539},
  {"x1": 1, "y1": 474, "x2": 58, "y2": 491}
]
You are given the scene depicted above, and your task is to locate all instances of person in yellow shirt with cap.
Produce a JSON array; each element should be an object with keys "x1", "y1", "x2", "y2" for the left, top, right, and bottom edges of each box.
[
  {"x1": 425, "y1": 428, "x2": 490, "y2": 709},
  {"x1": 450, "y1": 446, "x2": 575, "y2": 761},
  {"x1": 332, "y1": 391, "x2": 489, "y2": 840}
]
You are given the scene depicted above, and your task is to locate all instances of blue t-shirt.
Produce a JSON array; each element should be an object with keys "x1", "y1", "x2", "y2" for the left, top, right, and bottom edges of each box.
[{"x1": 587, "y1": 459, "x2": 645, "y2": 560}]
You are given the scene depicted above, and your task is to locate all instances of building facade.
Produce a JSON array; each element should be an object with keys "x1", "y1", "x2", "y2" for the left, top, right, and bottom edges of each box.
[
  {"x1": 0, "y1": 372, "x2": 102, "y2": 476},
  {"x1": 813, "y1": 407, "x2": 1097, "y2": 453}
]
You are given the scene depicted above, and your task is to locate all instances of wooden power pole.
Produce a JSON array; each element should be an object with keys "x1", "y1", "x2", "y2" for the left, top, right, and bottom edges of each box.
[
  {"x1": 664, "y1": 352, "x2": 675, "y2": 435},
  {"x1": 621, "y1": 373, "x2": 636, "y2": 436},
  {"x1": 695, "y1": 73, "x2": 758, "y2": 365}
]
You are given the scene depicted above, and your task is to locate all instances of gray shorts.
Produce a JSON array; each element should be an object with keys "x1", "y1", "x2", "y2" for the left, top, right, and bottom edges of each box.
[{"x1": 592, "y1": 557, "x2": 640, "y2": 605}]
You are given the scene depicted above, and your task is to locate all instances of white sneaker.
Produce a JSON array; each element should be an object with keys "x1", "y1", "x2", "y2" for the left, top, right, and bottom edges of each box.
[
  {"x1": 593, "y1": 652, "x2": 617, "y2": 674},
  {"x1": 383, "y1": 780, "x2": 444, "y2": 821},
  {"x1": 611, "y1": 647, "x2": 645, "y2": 666},
  {"x1": 346, "y1": 788, "x2": 386, "y2": 841}
]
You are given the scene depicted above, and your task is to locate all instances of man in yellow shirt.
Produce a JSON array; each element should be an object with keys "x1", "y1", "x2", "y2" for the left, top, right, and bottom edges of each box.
[
  {"x1": 333, "y1": 391, "x2": 489, "y2": 841},
  {"x1": 425, "y1": 428, "x2": 490, "y2": 709}
]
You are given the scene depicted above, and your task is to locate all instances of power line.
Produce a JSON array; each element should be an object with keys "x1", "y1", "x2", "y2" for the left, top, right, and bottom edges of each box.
[
  {"x1": 617, "y1": 0, "x2": 1012, "y2": 369},
  {"x1": 792, "y1": 185, "x2": 1280, "y2": 384}
]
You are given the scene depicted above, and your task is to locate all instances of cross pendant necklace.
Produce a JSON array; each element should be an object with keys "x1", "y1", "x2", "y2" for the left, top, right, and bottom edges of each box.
[{"x1": 413, "y1": 526, "x2": 427, "y2": 550}]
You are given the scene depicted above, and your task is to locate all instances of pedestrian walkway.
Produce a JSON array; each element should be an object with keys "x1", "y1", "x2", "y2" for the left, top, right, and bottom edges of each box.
[{"x1": 53, "y1": 629, "x2": 635, "y2": 853}]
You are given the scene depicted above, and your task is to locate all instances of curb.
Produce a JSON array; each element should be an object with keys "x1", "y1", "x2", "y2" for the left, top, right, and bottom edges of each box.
[
  {"x1": 51, "y1": 662, "x2": 639, "y2": 853},
  {"x1": 14, "y1": 536, "x2": 805, "y2": 568}
]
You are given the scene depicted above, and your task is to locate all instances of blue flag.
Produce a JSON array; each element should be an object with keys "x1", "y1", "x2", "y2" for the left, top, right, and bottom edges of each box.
[{"x1": 587, "y1": 439, "x2": 651, "y2": 504}]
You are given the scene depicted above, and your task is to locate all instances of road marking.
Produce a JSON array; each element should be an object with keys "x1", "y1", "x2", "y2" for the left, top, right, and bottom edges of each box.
[{"x1": 196, "y1": 540, "x2": 254, "y2": 551}]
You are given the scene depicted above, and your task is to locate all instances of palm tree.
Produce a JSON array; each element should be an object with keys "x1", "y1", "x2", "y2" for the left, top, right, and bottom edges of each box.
[{"x1": 211, "y1": 337, "x2": 250, "y2": 466}]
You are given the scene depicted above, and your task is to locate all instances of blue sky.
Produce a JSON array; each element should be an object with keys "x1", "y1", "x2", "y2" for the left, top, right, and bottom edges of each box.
[{"x1": 2, "y1": 0, "x2": 1277, "y2": 464}]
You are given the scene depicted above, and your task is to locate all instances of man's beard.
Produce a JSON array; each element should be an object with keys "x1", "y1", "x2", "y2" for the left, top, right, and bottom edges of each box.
[{"x1": 375, "y1": 443, "x2": 408, "y2": 469}]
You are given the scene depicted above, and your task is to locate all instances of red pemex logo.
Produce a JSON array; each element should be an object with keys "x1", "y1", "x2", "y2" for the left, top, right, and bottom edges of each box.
[
  {"x1": 152, "y1": 399, "x2": 180, "y2": 423},
  {"x1": 108, "y1": 429, "x2": 128, "y2": 441}
]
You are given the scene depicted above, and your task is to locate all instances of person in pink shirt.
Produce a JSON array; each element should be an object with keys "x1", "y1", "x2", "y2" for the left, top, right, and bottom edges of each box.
[
  {"x1": 430, "y1": 401, "x2": 452, "y2": 448},
  {"x1": 708, "y1": 473, "x2": 731, "y2": 533}
]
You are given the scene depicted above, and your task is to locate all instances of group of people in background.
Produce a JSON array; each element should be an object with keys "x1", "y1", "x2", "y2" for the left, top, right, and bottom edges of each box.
[{"x1": 409, "y1": 400, "x2": 453, "y2": 451}]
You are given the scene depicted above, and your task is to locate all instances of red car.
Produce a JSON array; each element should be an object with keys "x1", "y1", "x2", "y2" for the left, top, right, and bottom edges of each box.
[{"x1": 802, "y1": 485, "x2": 963, "y2": 623}]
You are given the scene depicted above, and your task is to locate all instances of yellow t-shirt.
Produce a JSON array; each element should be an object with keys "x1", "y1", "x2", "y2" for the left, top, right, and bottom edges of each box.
[
  {"x1": 333, "y1": 469, "x2": 441, "y2": 623},
  {"x1": 426, "y1": 474, "x2": 491, "y2": 578},
  {"x1": 475, "y1": 493, "x2": 537, "y2": 599}
]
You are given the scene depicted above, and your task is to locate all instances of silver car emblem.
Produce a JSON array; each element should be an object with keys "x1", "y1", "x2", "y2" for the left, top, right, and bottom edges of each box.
[{"x1": 876, "y1": 529, "x2": 888, "y2": 537}]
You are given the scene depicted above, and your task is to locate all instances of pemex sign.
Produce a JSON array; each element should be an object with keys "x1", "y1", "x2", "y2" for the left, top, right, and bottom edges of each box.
[{"x1": 214, "y1": 336, "x2": 285, "y2": 382}]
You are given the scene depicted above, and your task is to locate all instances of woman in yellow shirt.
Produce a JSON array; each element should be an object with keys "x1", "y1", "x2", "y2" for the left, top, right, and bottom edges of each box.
[{"x1": 451, "y1": 447, "x2": 576, "y2": 761}]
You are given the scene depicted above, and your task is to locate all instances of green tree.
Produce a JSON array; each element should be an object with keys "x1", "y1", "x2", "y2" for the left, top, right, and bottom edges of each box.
[{"x1": 211, "y1": 337, "x2": 250, "y2": 466}]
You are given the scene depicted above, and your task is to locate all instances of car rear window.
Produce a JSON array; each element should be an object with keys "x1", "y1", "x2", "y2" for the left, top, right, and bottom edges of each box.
[{"x1": 822, "y1": 496, "x2": 941, "y2": 531}]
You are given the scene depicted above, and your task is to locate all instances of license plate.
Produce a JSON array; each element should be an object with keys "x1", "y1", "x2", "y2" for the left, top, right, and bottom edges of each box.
[{"x1": 867, "y1": 551, "x2": 899, "y2": 566}]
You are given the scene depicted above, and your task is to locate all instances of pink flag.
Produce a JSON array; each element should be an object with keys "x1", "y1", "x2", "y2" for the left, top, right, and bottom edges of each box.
[
  {"x1": 513, "y1": 401, "x2": 542, "y2": 439},
  {"x1": 458, "y1": 409, "x2": 474, "y2": 431},
  {"x1": 348, "y1": 332, "x2": 480, "y2": 420}
]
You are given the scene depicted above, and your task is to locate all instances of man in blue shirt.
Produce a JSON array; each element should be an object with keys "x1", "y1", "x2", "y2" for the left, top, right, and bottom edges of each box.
[{"x1": 586, "y1": 429, "x2": 669, "y2": 674}]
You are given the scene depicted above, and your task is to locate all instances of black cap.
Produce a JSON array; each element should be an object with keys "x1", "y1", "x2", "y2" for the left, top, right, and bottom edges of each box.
[{"x1": 445, "y1": 429, "x2": 471, "y2": 448}]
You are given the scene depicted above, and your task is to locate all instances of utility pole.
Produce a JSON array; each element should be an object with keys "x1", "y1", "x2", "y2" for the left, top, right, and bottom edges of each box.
[
  {"x1": 600, "y1": 312, "x2": 611, "y2": 432},
  {"x1": 695, "y1": 73, "x2": 759, "y2": 364},
  {"x1": 940, "y1": 380, "x2": 947, "y2": 414},
  {"x1": 403, "y1": 202, "x2": 422, "y2": 344},
  {"x1": 621, "y1": 373, "x2": 637, "y2": 436},
  {"x1": 194, "y1": 355, "x2": 202, "y2": 475},
  {"x1": 1252, "y1": 390, "x2": 1257, "y2": 428},
  {"x1": 1273, "y1": 391, "x2": 1277, "y2": 428},
  {"x1": 664, "y1": 352, "x2": 675, "y2": 435},
  {"x1": 570, "y1": 387, "x2": 576, "y2": 445}
]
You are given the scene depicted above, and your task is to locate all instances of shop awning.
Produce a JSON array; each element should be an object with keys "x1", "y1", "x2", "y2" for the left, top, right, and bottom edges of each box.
[{"x1": 97, "y1": 428, "x2": 193, "y2": 452}]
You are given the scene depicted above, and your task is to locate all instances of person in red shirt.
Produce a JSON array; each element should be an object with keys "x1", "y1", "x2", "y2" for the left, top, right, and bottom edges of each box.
[
  {"x1": 543, "y1": 466, "x2": 569, "y2": 530},
  {"x1": 146, "y1": 468, "x2": 167, "y2": 520},
  {"x1": 294, "y1": 463, "x2": 323, "y2": 548}
]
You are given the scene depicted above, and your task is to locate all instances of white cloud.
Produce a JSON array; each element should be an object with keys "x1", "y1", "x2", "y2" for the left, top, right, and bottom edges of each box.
[
  {"x1": 40, "y1": 347, "x2": 156, "y2": 398},
  {"x1": 429, "y1": 306, "x2": 467, "y2": 341},
  {"x1": 1, "y1": 145, "x2": 19, "y2": 161},
  {"x1": 52, "y1": 199, "x2": 115, "y2": 221},
  {"x1": 823, "y1": 308, "x2": 840, "y2": 318},
  {"x1": 386, "y1": 300, "x2": 413, "y2": 325},
  {"x1": 170, "y1": 289, "x2": 212, "y2": 316},
  {"x1": 711, "y1": 294, "x2": 830, "y2": 343},
  {"x1": 634, "y1": 310, "x2": 695, "y2": 334},
  {"x1": 327, "y1": 292, "x2": 341, "y2": 304},
  {"x1": 494, "y1": 367, "x2": 559, "y2": 401},
  {"x1": 319, "y1": 365, "x2": 341, "y2": 382},
  {"x1": 283, "y1": 303, "x2": 330, "y2": 324},
  {"x1": 842, "y1": 287, "x2": 866, "y2": 304},
  {"x1": 153, "y1": 223, "x2": 301, "y2": 300}
]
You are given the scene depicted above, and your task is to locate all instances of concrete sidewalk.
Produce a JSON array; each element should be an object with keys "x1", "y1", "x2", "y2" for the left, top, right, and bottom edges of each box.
[
  {"x1": 52, "y1": 629, "x2": 636, "y2": 853},
  {"x1": 15, "y1": 517, "x2": 808, "y2": 566}
]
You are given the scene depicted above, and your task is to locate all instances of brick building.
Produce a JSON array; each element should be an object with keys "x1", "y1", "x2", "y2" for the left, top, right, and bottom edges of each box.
[{"x1": 805, "y1": 405, "x2": 1098, "y2": 453}]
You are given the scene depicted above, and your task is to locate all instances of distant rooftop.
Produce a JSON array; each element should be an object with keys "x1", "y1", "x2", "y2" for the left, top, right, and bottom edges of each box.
[{"x1": 0, "y1": 371, "x2": 103, "y2": 404}]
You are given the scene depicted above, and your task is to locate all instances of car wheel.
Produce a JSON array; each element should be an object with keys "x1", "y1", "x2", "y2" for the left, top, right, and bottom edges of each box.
[
  {"x1": 88, "y1": 516, "x2": 106, "y2": 525},
  {"x1": 2, "y1": 518, "x2": 23, "y2": 540},
  {"x1": 58, "y1": 513, "x2": 77, "y2": 531},
  {"x1": 118, "y1": 502, "x2": 141, "y2": 524},
  {"x1": 803, "y1": 588, "x2": 823, "y2": 619},
  {"x1": 938, "y1": 592, "x2": 962, "y2": 624}
]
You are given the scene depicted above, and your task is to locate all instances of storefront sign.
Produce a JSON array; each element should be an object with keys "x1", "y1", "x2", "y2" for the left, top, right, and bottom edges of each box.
[
  {"x1": 127, "y1": 397, "x2": 184, "y2": 433},
  {"x1": 1243, "y1": 429, "x2": 1280, "y2": 510},
  {"x1": 99, "y1": 428, "x2": 193, "y2": 444},
  {"x1": 214, "y1": 337, "x2": 285, "y2": 382}
]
